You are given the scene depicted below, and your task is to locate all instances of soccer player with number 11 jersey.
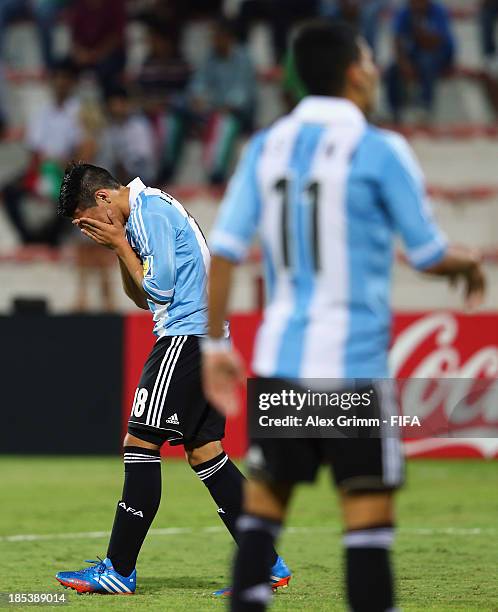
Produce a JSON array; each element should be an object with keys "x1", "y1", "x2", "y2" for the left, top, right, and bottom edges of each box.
[{"x1": 203, "y1": 20, "x2": 486, "y2": 612}]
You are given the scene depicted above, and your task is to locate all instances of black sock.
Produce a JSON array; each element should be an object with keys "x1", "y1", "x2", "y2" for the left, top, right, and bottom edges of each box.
[
  {"x1": 345, "y1": 526, "x2": 395, "y2": 612},
  {"x1": 192, "y1": 452, "x2": 278, "y2": 566},
  {"x1": 231, "y1": 514, "x2": 281, "y2": 612},
  {"x1": 107, "y1": 446, "x2": 162, "y2": 577}
]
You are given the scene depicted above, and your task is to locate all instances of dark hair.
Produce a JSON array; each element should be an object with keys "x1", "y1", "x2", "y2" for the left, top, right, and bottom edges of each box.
[
  {"x1": 214, "y1": 17, "x2": 239, "y2": 39},
  {"x1": 142, "y1": 15, "x2": 177, "y2": 39},
  {"x1": 292, "y1": 20, "x2": 361, "y2": 97},
  {"x1": 104, "y1": 84, "x2": 129, "y2": 102},
  {"x1": 51, "y1": 56, "x2": 78, "y2": 78},
  {"x1": 58, "y1": 162, "x2": 121, "y2": 218}
]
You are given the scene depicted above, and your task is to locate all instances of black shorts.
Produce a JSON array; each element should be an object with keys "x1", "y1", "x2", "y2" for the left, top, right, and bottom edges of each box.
[
  {"x1": 246, "y1": 380, "x2": 405, "y2": 493},
  {"x1": 127, "y1": 335, "x2": 225, "y2": 447}
]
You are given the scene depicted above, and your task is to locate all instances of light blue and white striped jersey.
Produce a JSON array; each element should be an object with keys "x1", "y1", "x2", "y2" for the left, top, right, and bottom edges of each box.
[
  {"x1": 210, "y1": 97, "x2": 448, "y2": 379},
  {"x1": 126, "y1": 178, "x2": 210, "y2": 337}
]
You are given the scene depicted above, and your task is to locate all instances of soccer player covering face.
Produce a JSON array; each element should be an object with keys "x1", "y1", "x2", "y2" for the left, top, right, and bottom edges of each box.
[
  {"x1": 203, "y1": 20, "x2": 486, "y2": 612},
  {"x1": 54, "y1": 165, "x2": 290, "y2": 594}
]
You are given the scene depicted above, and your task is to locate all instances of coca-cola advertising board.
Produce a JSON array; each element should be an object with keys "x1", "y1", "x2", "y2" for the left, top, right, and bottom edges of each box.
[
  {"x1": 392, "y1": 312, "x2": 498, "y2": 458},
  {"x1": 123, "y1": 312, "x2": 498, "y2": 459}
]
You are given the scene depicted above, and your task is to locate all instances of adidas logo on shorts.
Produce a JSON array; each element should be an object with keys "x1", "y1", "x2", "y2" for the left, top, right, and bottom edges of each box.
[{"x1": 165, "y1": 413, "x2": 180, "y2": 425}]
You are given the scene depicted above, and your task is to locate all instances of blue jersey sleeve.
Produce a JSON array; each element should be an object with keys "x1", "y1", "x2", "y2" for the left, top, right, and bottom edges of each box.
[
  {"x1": 380, "y1": 133, "x2": 448, "y2": 270},
  {"x1": 210, "y1": 132, "x2": 266, "y2": 262},
  {"x1": 130, "y1": 204, "x2": 176, "y2": 304}
]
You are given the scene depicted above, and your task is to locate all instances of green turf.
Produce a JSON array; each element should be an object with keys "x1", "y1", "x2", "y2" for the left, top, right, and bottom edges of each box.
[{"x1": 1, "y1": 457, "x2": 497, "y2": 611}]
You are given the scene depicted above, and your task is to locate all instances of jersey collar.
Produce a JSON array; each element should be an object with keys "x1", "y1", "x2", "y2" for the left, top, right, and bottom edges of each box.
[
  {"x1": 292, "y1": 96, "x2": 366, "y2": 129},
  {"x1": 127, "y1": 177, "x2": 146, "y2": 209}
]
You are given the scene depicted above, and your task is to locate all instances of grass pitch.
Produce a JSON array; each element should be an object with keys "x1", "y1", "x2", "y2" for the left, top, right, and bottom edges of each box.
[{"x1": 1, "y1": 457, "x2": 497, "y2": 611}]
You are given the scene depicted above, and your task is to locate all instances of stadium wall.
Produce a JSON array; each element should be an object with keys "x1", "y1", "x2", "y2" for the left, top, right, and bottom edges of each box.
[
  {"x1": 2, "y1": 312, "x2": 497, "y2": 458},
  {"x1": 0, "y1": 315, "x2": 123, "y2": 454}
]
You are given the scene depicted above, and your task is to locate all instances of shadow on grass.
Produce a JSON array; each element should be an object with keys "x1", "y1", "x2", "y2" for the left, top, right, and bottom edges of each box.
[{"x1": 137, "y1": 576, "x2": 221, "y2": 594}]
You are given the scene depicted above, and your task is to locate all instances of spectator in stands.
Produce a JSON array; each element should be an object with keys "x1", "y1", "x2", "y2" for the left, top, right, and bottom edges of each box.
[
  {"x1": 34, "y1": 0, "x2": 70, "y2": 70},
  {"x1": 321, "y1": 0, "x2": 388, "y2": 54},
  {"x1": 134, "y1": 18, "x2": 191, "y2": 183},
  {"x1": 0, "y1": 0, "x2": 68, "y2": 70},
  {"x1": 134, "y1": 0, "x2": 223, "y2": 25},
  {"x1": 479, "y1": 0, "x2": 498, "y2": 117},
  {"x1": 1, "y1": 58, "x2": 82, "y2": 245},
  {"x1": 236, "y1": 0, "x2": 320, "y2": 63},
  {"x1": 69, "y1": 0, "x2": 127, "y2": 94},
  {"x1": 73, "y1": 99, "x2": 116, "y2": 312},
  {"x1": 0, "y1": 0, "x2": 27, "y2": 57},
  {"x1": 189, "y1": 18, "x2": 257, "y2": 184},
  {"x1": 385, "y1": 0, "x2": 456, "y2": 122},
  {"x1": 98, "y1": 86, "x2": 157, "y2": 186}
]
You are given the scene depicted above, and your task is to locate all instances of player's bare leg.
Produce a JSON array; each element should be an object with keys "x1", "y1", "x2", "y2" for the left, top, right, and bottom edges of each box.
[
  {"x1": 124, "y1": 433, "x2": 160, "y2": 450},
  {"x1": 340, "y1": 490, "x2": 397, "y2": 612},
  {"x1": 231, "y1": 479, "x2": 294, "y2": 611},
  {"x1": 244, "y1": 480, "x2": 293, "y2": 521},
  {"x1": 185, "y1": 439, "x2": 224, "y2": 466},
  {"x1": 340, "y1": 490, "x2": 395, "y2": 529}
]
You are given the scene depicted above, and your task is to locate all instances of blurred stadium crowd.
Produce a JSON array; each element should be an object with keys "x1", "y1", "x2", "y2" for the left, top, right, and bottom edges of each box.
[{"x1": 0, "y1": 0, "x2": 497, "y2": 312}]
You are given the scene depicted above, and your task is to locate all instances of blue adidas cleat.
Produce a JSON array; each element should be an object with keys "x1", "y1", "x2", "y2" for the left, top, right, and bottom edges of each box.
[
  {"x1": 55, "y1": 557, "x2": 136, "y2": 595},
  {"x1": 213, "y1": 555, "x2": 291, "y2": 597},
  {"x1": 270, "y1": 555, "x2": 292, "y2": 589}
]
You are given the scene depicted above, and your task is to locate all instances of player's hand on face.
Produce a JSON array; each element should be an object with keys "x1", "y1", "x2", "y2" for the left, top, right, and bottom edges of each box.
[
  {"x1": 202, "y1": 350, "x2": 245, "y2": 416},
  {"x1": 74, "y1": 208, "x2": 126, "y2": 251}
]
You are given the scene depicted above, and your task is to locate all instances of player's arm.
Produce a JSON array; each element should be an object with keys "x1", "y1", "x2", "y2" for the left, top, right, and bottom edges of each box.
[
  {"x1": 118, "y1": 257, "x2": 149, "y2": 310},
  {"x1": 115, "y1": 239, "x2": 150, "y2": 303},
  {"x1": 421, "y1": 245, "x2": 485, "y2": 310},
  {"x1": 208, "y1": 255, "x2": 235, "y2": 339},
  {"x1": 76, "y1": 208, "x2": 173, "y2": 307},
  {"x1": 203, "y1": 255, "x2": 245, "y2": 415},
  {"x1": 202, "y1": 133, "x2": 265, "y2": 414},
  {"x1": 380, "y1": 134, "x2": 486, "y2": 309}
]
